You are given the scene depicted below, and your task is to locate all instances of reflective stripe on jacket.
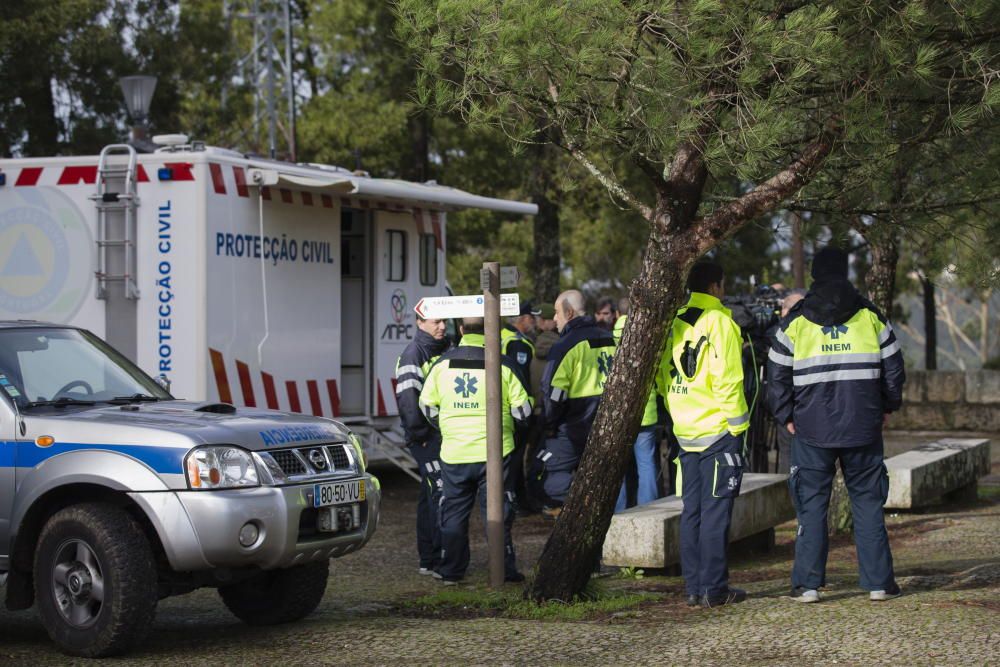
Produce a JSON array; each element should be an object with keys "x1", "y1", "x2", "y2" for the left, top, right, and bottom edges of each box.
[
  {"x1": 657, "y1": 292, "x2": 749, "y2": 452},
  {"x1": 612, "y1": 315, "x2": 659, "y2": 428},
  {"x1": 767, "y1": 287, "x2": 905, "y2": 448},
  {"x1": 418, "y1": 333, "x2": 532, "y2": 464},
  {"x1": 395, "y1": 329, "x2": 451, "y2": 444},
  {"x1": 541, "y1": 316, "x2": 615, "y2": 447}
]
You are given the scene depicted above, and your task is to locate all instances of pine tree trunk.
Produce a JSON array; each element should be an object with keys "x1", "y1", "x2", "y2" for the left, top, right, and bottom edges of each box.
[
  {"x1": 530, "y1": 141, "x2": 561, "y2": 304},
  {"x1": 405, "y1": 112, "x2": 431, "y2": 183},
  {"x1": 22, "y1": 61, "x2": 61, "y2": 155},
  {"x1": 528, "y1": 227, "x2": 698, "y2": 601},
  {"x1": 529, "y1": 147, "x2": 707, "y2": 603},
  {"x1": 867, "y1": 233, "x2": 899, "y2": 317},
  {"x1": 923, "y1": 277, "x2": 937, "y2": 370},
  {"x1": 791, "y1": 213, "x2": 806, "y2": 289}
]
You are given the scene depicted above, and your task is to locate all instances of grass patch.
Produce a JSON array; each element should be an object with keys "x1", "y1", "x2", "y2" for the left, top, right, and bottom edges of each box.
[
  {"x1": 403, "y1": 580, "x2": 660, "y2": 621},
  {"x1": 978, "y1": 484, "x2": 1000, "y2": 500}
]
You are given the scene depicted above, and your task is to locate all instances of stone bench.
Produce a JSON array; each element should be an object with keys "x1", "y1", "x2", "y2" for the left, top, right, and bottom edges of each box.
[
  {"x1": 602, "y1": 473, "x2": 795, "y2": 569},
  {"x1": 884, "y1": 438, "x2": 991, "y2": 509}
]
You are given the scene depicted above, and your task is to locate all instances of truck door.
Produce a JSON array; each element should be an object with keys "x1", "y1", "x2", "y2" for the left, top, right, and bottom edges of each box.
[{"x1": 340, "y1": 208, "x2": 369, "y2": 415}]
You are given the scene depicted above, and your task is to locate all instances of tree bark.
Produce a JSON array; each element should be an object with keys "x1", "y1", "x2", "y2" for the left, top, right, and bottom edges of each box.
[
  {"x1": 923, "y1": 277, "x2": 937, "y2": 370},
  {"x1": 530, "y1": 141, "x2": 561, "y2": 304},
  {"x1": 867, "y1": 232, "x2": 899, "y2": 317}
]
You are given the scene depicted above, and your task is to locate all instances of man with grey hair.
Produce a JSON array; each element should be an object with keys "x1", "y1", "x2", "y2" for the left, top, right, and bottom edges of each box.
[{"x1": 531, "y1": 290, "x2": 616, "y2": 516}]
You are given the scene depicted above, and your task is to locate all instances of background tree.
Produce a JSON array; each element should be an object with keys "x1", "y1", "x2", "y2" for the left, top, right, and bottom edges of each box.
[
  {"x1": 398, "y1": 0, "x2": 998, "y2": 601},
  {"x1": 0, "y1": 0, "x2": 233, "y2": 156}
]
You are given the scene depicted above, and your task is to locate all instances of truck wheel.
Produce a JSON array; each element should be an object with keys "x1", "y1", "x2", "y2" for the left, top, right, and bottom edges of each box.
[
  {"x1": 219, "y1": 560, "x2": 329, "y2": 626},
  {"x1": 33, "y1": 502, "x2": 158, "y2": 658}
]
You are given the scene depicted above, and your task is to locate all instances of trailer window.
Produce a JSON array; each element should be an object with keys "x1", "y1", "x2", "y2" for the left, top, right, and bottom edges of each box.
[
  {"x1": 419, "y1": 234, "x2": 437, "y2": 286},
  {"x1": 385, "y1": 230, "x2": 407, "y2": 282}
]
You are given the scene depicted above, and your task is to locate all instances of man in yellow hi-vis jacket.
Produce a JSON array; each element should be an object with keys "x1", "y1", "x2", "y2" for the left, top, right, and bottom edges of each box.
[
  {"x1": 658, "y1": 261, "x2": 750, "y2": 608},
  {"x1": 418, "y1": 317, "x2": 533, "y2": 584}
]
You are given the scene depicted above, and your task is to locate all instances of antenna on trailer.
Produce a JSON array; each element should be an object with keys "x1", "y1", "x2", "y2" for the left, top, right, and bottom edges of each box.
[{"x1": 224, "y1": 0, "x2": 297, "y2": 161}]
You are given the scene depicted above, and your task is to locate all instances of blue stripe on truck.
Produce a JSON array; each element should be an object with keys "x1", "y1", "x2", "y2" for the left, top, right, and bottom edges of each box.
[{"x1": 0, "y1": 440, "x2": 187, "y2": 474}]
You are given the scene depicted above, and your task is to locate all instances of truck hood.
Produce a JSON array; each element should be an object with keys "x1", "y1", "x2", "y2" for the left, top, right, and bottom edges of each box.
[{"x1": 21, "y1": 400, "x2": 353, "y2": 452}]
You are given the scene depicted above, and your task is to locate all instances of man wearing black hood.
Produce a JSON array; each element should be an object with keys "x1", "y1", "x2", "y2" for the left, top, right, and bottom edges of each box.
[
  {"x1": 767, "y1": 247, "x2": 905, "y2": 603},
  {"x1": 395, "y1": 314, "x2": 452, "y2": 575}
]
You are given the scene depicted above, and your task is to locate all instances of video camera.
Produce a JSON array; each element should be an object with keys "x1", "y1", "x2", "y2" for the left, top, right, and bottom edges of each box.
[{"x1": 723, "y1": 285, "x2": 783, "y2": 340}]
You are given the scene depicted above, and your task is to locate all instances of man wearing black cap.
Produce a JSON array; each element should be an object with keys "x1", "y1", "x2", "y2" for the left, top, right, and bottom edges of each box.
[
  {"x1": 501, "y1": 300, "x2": 538, "y2": 509},
  {"x1": 502, "y1": 301, "x2": 539, "y2": 382},
  {"x1": 767, "y1": 247, "x2": 905, "y2": 604}
]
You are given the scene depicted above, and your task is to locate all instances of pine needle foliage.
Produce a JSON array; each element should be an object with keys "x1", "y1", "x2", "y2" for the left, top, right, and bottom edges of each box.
[{"x1": 397, "y1": 0, "x2": 997, "y2": 222}]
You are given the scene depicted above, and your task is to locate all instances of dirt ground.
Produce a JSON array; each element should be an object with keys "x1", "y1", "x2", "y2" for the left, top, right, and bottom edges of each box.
[{"x1": 0, "y1": 431, "x2": 997, "y2": 665}]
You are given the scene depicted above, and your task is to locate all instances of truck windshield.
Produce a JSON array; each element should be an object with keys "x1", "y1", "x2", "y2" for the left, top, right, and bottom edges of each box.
[{"x1": 0, "y1": 328, "x2": 172, "y2": 410}]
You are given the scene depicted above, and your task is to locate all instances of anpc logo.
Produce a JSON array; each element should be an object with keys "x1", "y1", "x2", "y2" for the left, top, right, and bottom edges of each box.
[
  {"x1": 381, "y1": 288, "x2": 414, "y2": 341},
  {"x1": 390, "y1": 288, "x2": 407, "y2": 324},
  {"x1": 454, "y1": 372, "x2": 478, "y2": 398},
  {"x1": 0, "y1": 188, "x2": 92, "y2": 321},
  {"x1": 822, "y1": 324, "x2": 849, "y2": 339}
]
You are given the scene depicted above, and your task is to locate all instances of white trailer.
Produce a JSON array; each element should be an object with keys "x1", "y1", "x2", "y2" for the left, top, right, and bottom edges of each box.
[{"x1": 0, "y1": 138, "x2": 536, "y2": 470}]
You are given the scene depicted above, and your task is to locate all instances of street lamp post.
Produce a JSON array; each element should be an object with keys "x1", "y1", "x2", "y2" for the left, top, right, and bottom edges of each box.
[{"x1": 119, "y1": 75, "x2": 158, "y2": 143}]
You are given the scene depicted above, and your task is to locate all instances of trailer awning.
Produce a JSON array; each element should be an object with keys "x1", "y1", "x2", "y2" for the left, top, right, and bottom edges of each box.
[
  {"x1": 350, "y1": 178, "x2": 538, "y2": 216},
  {"x1": 247, "y1": 166, "x2": 537, "y2": 216},
  {"x1": 247, "y1": 168, "x2": 355, "y2": 193}
]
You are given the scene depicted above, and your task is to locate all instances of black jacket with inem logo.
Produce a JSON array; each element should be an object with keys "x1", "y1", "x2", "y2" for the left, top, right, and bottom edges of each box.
[{"x1": 767, "y1": 278, "x2": 905, "y2": 448}]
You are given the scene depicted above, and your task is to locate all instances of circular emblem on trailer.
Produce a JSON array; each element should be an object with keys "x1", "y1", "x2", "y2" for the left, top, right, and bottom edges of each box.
[
  {"x1": 0, "y1": 187, "x2": 92, "y2": 321},
  {"x1": 308, "y1": 448, "x2": 327, "y2": 469},
  {"x1": 390, "y1": 289, "x2": 407, "y2": 324}
]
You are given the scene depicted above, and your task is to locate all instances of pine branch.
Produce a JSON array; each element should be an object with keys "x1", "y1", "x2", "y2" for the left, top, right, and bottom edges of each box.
[
  {"x1": 544, "y1": 75, "x2": 654, "y2": 219},
  {"x1": 695, "y1": 122, "x2": 839, "y2": 252},
  {"x1": 786, "y1": 194, "x2": 1000, "y2": 216}
]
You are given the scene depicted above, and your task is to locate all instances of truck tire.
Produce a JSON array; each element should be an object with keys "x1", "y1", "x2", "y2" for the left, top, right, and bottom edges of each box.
[
  {"x1": 33, "y1": 502, "x2": 158, "y2": 658},
  {"x1": 219, "y1": 560, "x2": 329, "y2": 626}
]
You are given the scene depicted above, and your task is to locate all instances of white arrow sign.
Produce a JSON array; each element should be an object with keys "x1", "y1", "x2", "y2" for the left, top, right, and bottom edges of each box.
[
  {"x1": 414, "y1": 293, "x2": 520, "y2": 319},
  {"x1": 500, "y1": 266, "x2": 520, "y2": 289}
]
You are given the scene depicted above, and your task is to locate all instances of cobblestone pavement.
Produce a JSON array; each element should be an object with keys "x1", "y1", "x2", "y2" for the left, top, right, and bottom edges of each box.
[{"x1": 1, "y1": 432, "x2": 997, "y2": 665}]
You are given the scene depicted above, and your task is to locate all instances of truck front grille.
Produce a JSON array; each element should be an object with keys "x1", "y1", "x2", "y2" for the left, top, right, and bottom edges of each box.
[
  {"x1": 267, "y1": 443, "x2": 356, "y2": 479},
  {"x1": 328, "y1": 445, "x2": 350, "y2": 469},
  {"x1": 271, "y1": 450, "x2": 306, "y2": 475}
]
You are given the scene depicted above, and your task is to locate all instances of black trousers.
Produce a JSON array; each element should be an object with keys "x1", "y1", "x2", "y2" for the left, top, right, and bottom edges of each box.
[
  {"x1": 409, "y1": 437, "x2": 443, "y2": 570},
  {"x1": 679, "y1": 434, "x2": 744, "y2": 597},
  {"x1": 438, "y1": 455, "x2": 517, "y2": 580},
  {"x1": 789, "y1": 438, "x2": 895, "y2": 591}
]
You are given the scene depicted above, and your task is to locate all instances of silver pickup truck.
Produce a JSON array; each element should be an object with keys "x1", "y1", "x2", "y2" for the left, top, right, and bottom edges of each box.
[{"x1": 0, "y1": 322, "x2": 381, "y2": 657}]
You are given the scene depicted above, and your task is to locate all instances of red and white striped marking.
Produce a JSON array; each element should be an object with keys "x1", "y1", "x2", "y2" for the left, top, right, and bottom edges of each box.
[
  {"x1": 7, "y1": 163, "x2": 194, "y2": 186},
  {"x1": 209, "y1": 348, "x2": 342, "y2": 417},
  {"x1": 5, "y1": 162, "x2": 443, "y2": 250}
]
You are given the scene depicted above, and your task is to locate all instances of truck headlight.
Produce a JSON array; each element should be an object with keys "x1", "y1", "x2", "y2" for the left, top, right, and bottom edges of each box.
[
  {"x1": 348, "y1": 432, "x2": 367, "y2": 470},
  {"x1": 185, "y1": 446, "x2": 260, "y2": 489}
]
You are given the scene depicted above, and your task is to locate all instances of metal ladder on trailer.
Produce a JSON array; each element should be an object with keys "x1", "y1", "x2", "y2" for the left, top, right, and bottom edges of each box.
[
  {"x1": 351, "y1": 424, "x2": 421, "y2": 482},
  {"x1": 89, "y1": 144, "x2": 141, "y2": 360},
  {"x1": 90, "y1": 144, "x2": 140, "y2": 300}
]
